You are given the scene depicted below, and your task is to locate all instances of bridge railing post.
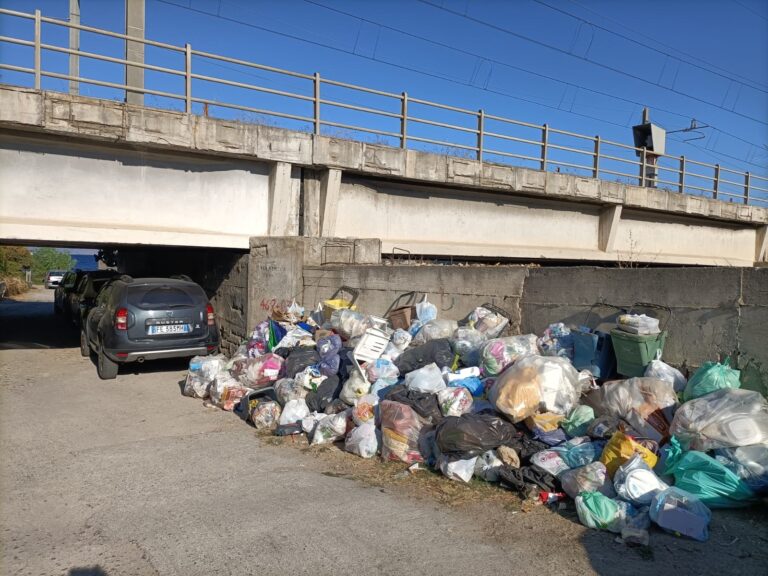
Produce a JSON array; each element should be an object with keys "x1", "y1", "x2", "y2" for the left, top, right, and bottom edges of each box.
[
  {"x1": 640, "y1": 147, "x2": 647, "y2": 187},
  {"x1": 593, "y1": 135, "x2": 600, "y2": 179},
  {"x1": 313, "y1": 72, "x2": 320, "y2": 135},
  {"x1": 477, "y1": 109, "x2": 484, "y2": 162},
  {"x1": 400, "y1": 91, "x2": 407, "y2": 149},
  {"x1": 540, "y1": 123, "x2": 548, "y2": 171},
  {"x1": 34, "y1": 9, "x2": 41, "y2": 90},
  {"x1": 744, "y1": 172, "x2": 751, "y2": 205},
  {"x1": 713, "y1": 164, "x2": 720, "y2": 200},
  {"x1": 679, "y1": 155, "x2": 685, "y2": 193},
  {"x1": 184, "y1": 43, "x2": 192, "y2": 114}
]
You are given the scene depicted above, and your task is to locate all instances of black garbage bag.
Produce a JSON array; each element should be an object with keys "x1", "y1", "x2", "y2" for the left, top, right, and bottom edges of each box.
[
  {"x1": 305, "y1": 375, "x2": 341, "y2": 413},
  {"x1": 435, "y1": 413, "x2": 517, "y2": 458},
  {"x1": 394, "y1": 339, "x2": 454, "y2": 373},
  {"x1": 502, "y1": 435, "x2": 550, "y2": 465},
  {"x1": 284, "y1": 347, "x2": 320, "y2": 378},
  {"x1": 384, "y1": 384, "x2": 444, "y2": 425},
  {"x1": 498, "y1": 464, "x2": 560, "y2": 495}
]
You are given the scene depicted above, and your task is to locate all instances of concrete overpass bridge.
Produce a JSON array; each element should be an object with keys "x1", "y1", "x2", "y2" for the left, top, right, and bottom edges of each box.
[
  {"x1": 0, "y1": 6, "x2": 766, "y2": 266},
  {"x1": 1, "y1": 84, "x2": 766, "y2": 266}
]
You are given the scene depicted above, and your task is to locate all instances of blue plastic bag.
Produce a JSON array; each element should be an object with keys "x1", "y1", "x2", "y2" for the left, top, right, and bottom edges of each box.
[
  {"x1": 449, "y1": 376, "x2": 484, "y2": 397},
  {"x1": 650, "y1": 487, "x2": 711, "y2": 541}
]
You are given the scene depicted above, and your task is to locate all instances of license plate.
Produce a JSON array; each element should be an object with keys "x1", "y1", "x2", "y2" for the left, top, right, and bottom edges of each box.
[{"x1": 148, "y1": 324, "x2": 191, "y2": 335}]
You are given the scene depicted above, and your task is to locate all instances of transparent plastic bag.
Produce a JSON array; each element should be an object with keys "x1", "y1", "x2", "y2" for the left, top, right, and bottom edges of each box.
[
  {"x1": 467, "y1": 306, "x2": 509, "y2": 339},
  {"x1": 438, "y1": 455, "x2": 478, "y2": 483},
  {"x1": 600, "y1": 431, "x2": 658, "y2": 478},
  {"x1": 644, "y1": 350, "x2": 687, "y2": 393},
  {"x1": 451, "y1": 328, "x2": 488, "y2": 366},
  {"x1": 576, "y1": 492, "x2": 648, "y2": 534},
  {"x1": 274, "y1": 378, "x2": 307, "y2": 406},
  {"x1": 345, "y1": 422, "x2": 378, "y2": 458},
  {"x1": 415, "y1": 295, "x2": 437, "y2": 323},
  {"x1": 241, "y1": 353, "x2": 284, "y2": 387},
  {"x1": 184, "y1": 354, "x2": 227, "y2": 398},
  {"x1": 250, "y1": 400, "x2": 282, "y2": 431},
  {"x1": 480, "y1": 335, "x2": 539, "y2": 376},
  {"x1": 311, "y1": 412, "x2": 348, "y2": 445},
  {"x1": 683, "y1": 359, "x2": 741, "y2": 402},
  {"x1": 670, "y1": 388, "x2": 768, "y2": 451},
  {"x1": 209, "y1": 373, "x2": 249, "y2": 411},
  {"x1": 489, "y1": 355, "x2": 580, "y2": 421},
  {"x1": 380, "y1": 400, "x2": 425, "y2": 464},
  {"x1": 331, "y1": 308, "x2": 367, "y2": 339},
  {"x1": 650, "y1": 487, "x2": 711, "y2": 542},
  {"x1": 366, "y1": 358, "x2": 400, "y2": 383},
  {"x1": 560, "y1": 462, "x2": 615, "y2": 499},
  {"x1": 437, "y1": 387, "x2": 474, "y2": 417},
  {"x1": 413, "y1": 319, "x2": 458, "y2": 345},
  {"x1": 614, "y1": 454, "x2": 668, "y2": 505},
  {"x1": 405, "y1": 363, "x2": 446, "y2": 394},
  {"x1": 715, "y1": 444, "x2": 768, "y2": 493},
  {"x1": 537, "y1": 322, "x2": 574, "y2": 360},
  {"x1": 352, "y1": 393, "x2": 379, "y2": 426},
  {"x1": 601, "y1": 377, "x2": 678, "y2": 442},
  {"x1": 561, "y1": 405, "x2": 595, "y2": 438}
]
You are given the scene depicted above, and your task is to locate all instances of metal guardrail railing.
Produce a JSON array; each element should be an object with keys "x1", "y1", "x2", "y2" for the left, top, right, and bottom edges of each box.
[{"x1": 0, "y1": 7, "x2": 766, "y2": 206}]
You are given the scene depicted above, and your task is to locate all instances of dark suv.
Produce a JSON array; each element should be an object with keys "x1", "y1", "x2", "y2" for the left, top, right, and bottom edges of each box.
[
  {"x1": 81, "y1": 276, "x2": 219, "y2": 380},
  {"x1": 68, "y1": 270, "x2": 120, "y2": 328}
]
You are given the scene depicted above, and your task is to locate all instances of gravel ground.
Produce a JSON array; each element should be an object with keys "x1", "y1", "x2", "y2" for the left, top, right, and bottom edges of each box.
[{"x1": 1, "y1": 287, "x2": 766, "y2": 576}]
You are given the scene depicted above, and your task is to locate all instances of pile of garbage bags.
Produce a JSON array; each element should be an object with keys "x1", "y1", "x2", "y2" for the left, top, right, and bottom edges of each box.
[{"x1": 182, "y1": 297, "x2": 768, "y2": 546}]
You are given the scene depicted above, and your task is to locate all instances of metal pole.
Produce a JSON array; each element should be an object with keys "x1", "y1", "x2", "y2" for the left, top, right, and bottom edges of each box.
[
  {"x1": 640, "y1": 147, "x2": 647, "y2": 187},
  {"x1": 185, "y1": 43, "x2": 192, "y2": 114},
  {"x1": 125, "y1": 0, "x2": 145, "y2": 106},
  {"x1": 593, "y1": 135, "x2": 600, "y2": 178},
  {"x1": 679, "y1": 156, "x2": 686, "y2": 194},
  {"x1": 744, "y1": 172, "x2": 751, "y2": 205},
  {"x1": 69, "y1": 0, "x2": 80, "y2": 95},
  {"x1": 713, "y1": 164, "x2": 720, "y2": 200},
  {"x1": 541, "y1": 123, "x2": 548, "y2": 171},
  {"x1": 400, "y1": 91, "x2": 407, "y2": 149},
  {"x1": 34, "y1": 9, "x2": 41, "y2": 90},
  {"x1": 477, "y1": 109, "x2": 484, "y2": 162},
  {"x1": 314, "y1": 72, "x2": 320, "y2": 135}
]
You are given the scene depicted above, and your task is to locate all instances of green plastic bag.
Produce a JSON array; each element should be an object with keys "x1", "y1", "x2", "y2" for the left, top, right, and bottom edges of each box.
[
  {"x1": 663, "y1": 436, "x2": 755, "y2": 508},
  {"x1": 575, "y1": 491, "x2": 619, "y2": 530},
  {"x1": 683, "y1": 359, "x2": 740, "y2": 402},
  {"x1": 561, "y1": 405, "x2": 595, "y2": 438}
]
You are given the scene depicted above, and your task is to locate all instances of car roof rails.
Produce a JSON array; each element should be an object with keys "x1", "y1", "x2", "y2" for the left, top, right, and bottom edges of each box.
[
  {"x1": 169, "y1": 274, "x2": 193, "y2": 282},
  {"x1": 116, "y1": 274, "x2": 134, "y2": 283}
]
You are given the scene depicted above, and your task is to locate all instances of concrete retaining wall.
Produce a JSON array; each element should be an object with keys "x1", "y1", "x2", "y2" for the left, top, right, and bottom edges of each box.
[{"x1": 299, "y1": 262, "x2": 768, "y2": 390}]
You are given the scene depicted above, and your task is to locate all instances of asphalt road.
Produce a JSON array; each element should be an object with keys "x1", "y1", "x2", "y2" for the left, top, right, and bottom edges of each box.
[{"x1": 1, "y1": 287, "x2": 766, "y2": 576}]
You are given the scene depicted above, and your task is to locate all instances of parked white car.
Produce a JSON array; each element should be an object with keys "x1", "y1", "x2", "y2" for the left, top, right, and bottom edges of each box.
[{"x1": 44, "y1": 270, "x2": 66, "y2": 289}]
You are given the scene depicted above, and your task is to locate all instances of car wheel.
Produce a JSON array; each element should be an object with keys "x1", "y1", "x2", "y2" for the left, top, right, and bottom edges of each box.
[
  {"x1": 97, "y1": 344, "x2": 119, "y2": 380},
  {"x1": 80, "y1": 330, "x2": 90, "y2": 357}
]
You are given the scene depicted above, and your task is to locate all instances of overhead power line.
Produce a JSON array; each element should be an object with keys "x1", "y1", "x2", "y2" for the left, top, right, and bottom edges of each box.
[
  {"x1": 151, "y1": 0, "x2": 767, "y2": 172},
  {"x1": 417, "y1": 0, "x2": 768, "y2": 127},
  {"x1": 540, "y1": 0, "x2": 768, "y2": 92}
]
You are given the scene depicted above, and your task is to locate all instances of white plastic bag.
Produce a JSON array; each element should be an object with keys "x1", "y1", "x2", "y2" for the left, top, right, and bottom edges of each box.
[
  {"x1": 437, "y1": 387, "x2": 474, "y2": 417},
  {"x1": 405, "y1": 363, "x2": 446, "y2": 394},
  {"x1": 279, "y1": 398, "x2": 310, "y2": 425},
  {"x1": 340, "y1": 370, "x2": 371, "y2": 405},
  {"x1": 644, "y1": 350, "x2": 687, "y2": 393},
  {"x1": 670, "y1": 388, "x2": 768, "y2": 451},
  {"x1": 614, "y1": 454, "x2": 669, "y2": 505},
  {"x1": 345, "y1": 422, "x2": 378, "y2": 458},
  {"x1": 311, "y1": 412, "x2": 348, "y2": 445},
  {"x1": 438, "y1": 455, "x2": 478, "y2": 483},
  {"x1": 474, "y1": 450, "x2": 504, "y2": 482},
  {"x1": 413, "y1": 319, "x2": 458, "y2": 345}
]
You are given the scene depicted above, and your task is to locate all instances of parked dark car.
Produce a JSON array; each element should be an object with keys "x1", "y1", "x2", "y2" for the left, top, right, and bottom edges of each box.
[
  {"x1": 68, "y1": 270, "x2": 120, "y2": 328},
  {"x1": 81, "y1": 276, "x2": 219, "y2": 380},
  {"x1": 54, "y1": 269, "x2": 84, "y2": 315}
]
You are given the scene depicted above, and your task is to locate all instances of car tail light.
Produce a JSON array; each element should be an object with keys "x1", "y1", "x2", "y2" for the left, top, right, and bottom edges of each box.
[
  {"x1": 115, "y1": 307, "x2": 128, "y2": 330},
  {"x1": 206, "y1": 303, "x2": 215, "y2": 326}
]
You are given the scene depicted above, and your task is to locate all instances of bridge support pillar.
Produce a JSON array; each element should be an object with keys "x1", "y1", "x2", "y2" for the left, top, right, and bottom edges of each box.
[
  {"x1": 268, "y1": 161, "x2": 299, "y2": 236},
  {"x1": 598, "y1": 205, "x2": 622, "y2": 252},
  {"x1": 756, "y1": 225, "x2": 768, "y2": 263},
  {"x1": 320, "y1": 168, "x2": 341, "y2": 237}
]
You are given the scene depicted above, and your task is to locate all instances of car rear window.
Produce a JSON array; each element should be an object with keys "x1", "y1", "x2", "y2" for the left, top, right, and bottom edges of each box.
[{"x1": 126, "y1": 284, "x2": 204, "y2": 309}]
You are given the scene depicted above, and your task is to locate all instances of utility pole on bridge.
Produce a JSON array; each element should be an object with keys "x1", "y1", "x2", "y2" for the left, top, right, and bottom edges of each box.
[{"x1": 125, "y1": 0, "x2": 145, "y2": 106}]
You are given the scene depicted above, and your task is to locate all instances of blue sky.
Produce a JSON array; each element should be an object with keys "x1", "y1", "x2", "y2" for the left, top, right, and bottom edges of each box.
[{"x1": 1, "y1": 0, "x2": 767, "y2": 194}]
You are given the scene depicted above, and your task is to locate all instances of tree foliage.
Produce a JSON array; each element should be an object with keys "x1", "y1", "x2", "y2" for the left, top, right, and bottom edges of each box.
[
  {"x1": 31, "y1": 248, "x2": 75, "y2": 283},
  {"x1": 0, "y1": 246, "x2": 33, "y2": 277}
]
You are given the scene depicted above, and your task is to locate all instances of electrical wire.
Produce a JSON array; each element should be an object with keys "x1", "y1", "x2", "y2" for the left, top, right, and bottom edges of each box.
[
  {"x1": 150, "y1": 0, "x2": 767, "y2": 172},
  {"x1": 418, "y1": 0, "x2": 768, "y2": 127}
]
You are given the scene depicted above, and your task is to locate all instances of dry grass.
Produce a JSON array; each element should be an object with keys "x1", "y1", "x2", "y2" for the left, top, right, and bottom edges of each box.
[{"x1": 0, "y1": 276, "x2": 29, "y2": 296}]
